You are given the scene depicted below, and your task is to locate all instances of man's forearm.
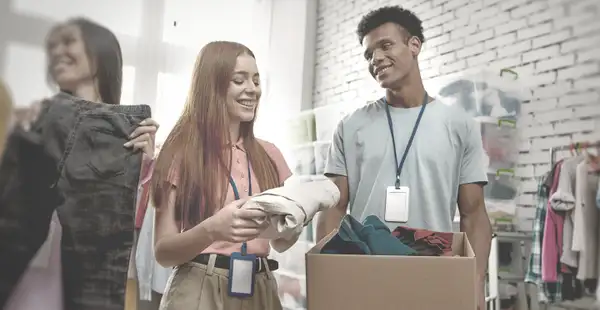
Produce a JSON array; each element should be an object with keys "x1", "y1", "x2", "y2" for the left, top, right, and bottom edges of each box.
[
  {"x1": 461, "y1": 210, "x2": 492, "y2": 281},
  {"x1": 316, "y1": 207, "x2": 345, "y2": 241}
]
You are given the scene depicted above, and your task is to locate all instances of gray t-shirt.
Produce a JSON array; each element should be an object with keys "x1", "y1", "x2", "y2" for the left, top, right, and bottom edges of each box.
[{"x1": 324, "y1": 98, "x2": 488, "y2": 232}]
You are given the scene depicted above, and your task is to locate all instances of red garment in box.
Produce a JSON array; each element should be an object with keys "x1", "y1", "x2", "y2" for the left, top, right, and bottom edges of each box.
[{"x1": 391, "y1": 226, "x2": 454, "y2": 256}]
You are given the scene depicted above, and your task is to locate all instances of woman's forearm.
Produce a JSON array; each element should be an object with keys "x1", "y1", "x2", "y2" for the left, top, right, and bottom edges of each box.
[{"x1": 154, "y1": 218, "x2": 216, "y2": 267}]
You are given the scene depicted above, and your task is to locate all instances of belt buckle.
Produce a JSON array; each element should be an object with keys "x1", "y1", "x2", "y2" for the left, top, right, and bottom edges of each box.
[{"x1": 257, "y1": 257, "x2": 262, "y2": 272}]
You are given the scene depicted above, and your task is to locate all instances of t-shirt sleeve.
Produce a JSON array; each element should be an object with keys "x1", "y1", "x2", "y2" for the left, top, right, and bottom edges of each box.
[
  {"x1": 324, "y1": 120, "x2": 347, "y2": 177},
  {"x1": 260, "y1": 140, "x2": 292, "y2": 185},
  {"x1": 460, "y1": 119, "x2": 488, "y2": 185}
]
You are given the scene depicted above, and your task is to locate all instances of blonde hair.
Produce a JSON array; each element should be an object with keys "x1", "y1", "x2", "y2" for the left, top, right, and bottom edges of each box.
[{"x1": 0, "y1": 79, "x2": 14, "y2": 157}]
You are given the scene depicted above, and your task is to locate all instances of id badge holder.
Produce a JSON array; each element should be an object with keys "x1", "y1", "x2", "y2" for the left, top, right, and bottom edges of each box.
[
  {"x1": 228, "y1": 243, "x2": 256, "y2": 298},
  {"x1": 385, "y1": 185, "x2": 410, "y2": 223}
]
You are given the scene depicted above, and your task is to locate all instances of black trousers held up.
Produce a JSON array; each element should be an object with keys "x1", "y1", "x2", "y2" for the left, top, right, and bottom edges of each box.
[{"x1": 0, "y1": 92, "x2": 151, "y2": 310}]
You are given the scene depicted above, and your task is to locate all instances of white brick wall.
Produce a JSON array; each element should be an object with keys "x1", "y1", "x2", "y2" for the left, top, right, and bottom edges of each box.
[{"x1": 313, "y1": 0, "x2": 600, "y2": 215}]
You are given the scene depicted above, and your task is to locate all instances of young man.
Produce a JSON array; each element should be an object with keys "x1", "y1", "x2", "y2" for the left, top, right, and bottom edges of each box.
[{"x1": 317, "y1": 6, "x2": 492, "y2": 309}]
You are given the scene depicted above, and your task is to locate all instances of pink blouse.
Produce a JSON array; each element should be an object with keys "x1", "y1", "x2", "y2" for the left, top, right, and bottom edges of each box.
[{"x1": 167, "y1": 139, "x2": 292, "y2": 257}]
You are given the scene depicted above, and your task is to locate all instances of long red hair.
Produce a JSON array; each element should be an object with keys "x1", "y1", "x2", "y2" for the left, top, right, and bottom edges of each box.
[{"x1": 151, "y1": 41, "x2": 280, "y2": 230}]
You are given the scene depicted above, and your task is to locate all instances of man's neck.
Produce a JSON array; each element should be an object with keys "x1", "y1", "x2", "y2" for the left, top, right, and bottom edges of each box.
[{"x1": 385, "y1": 73, "x2": 429, "y2": 108}]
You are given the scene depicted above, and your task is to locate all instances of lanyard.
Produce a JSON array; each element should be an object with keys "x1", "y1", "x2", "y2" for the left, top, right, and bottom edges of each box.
[
  {"x1": 228, "y1": 163, "x2": 252, "y2": 200},
  {"x1": 228, "y1": 160, "x2": 252, "y2": 255},
  {"x1": 384, "y1": 92, "x2": 428, "y2": 189}
]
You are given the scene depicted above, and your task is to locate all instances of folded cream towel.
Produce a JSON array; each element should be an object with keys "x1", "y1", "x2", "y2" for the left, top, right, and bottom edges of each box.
[{"x1": 242, "y1": 178, "x2": 340, "y2": 252}]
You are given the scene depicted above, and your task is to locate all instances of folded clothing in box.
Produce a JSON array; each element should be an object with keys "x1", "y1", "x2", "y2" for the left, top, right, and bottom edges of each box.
[{"x1": 320, "y1": 215, "x2": 454, "y2": 257}]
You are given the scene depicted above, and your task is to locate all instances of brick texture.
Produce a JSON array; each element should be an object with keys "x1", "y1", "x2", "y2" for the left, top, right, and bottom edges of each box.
[{"x1": 313, "y1": 0, "x2": 600, "y2": 217}]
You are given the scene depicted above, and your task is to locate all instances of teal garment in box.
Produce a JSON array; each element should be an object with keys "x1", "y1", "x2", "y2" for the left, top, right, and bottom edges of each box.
[{"x1": 320, "y1": 215, "x2": 417, "y2": 256}]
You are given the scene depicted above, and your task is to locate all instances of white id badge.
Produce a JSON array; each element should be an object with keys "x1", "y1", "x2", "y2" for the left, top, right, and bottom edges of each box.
[
  {"x1": 385, "y1": 186, "x2": 410, "y2": 222},
  {"x1": 228, "y1": 253, "x2": 256, "y2": 297}
]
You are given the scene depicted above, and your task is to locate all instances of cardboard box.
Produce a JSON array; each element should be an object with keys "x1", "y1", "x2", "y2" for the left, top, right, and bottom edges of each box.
[{"x1": 305, "y1": 232, "x2": 477, "y2": 310}]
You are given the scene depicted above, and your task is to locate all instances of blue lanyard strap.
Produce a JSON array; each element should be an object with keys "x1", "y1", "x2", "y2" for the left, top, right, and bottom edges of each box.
[
  {"x1": 228, "y1": 158, "x2": 252, "y2": 256},
  {"x1": 229, "y1": 162, "x2": 252, "y2": 199},
  {"x1": 384, "y1": 92, "x2": 429, "y2": 189}
]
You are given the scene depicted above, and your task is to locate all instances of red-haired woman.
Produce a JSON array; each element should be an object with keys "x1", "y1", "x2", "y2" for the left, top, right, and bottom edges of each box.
[{"x1": 151, "y1": 41, "x2": 291, "y2": 310}]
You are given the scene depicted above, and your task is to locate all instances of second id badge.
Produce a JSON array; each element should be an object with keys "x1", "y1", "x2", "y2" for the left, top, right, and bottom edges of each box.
[
  {"x1": 228, "y1": 252, "x2": 256, "y2": 298},
  {"x1": 384, "y1": 186, "x2": 410, "y2": 223}
]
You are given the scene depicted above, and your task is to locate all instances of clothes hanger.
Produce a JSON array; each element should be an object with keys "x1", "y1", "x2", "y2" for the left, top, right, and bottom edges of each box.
[
  {"x1": 584, "y1": 142, "x2": 600, "y2": 172},
  {"x1": 499, "y1": 68, "x2": 519, "y2": 80}
]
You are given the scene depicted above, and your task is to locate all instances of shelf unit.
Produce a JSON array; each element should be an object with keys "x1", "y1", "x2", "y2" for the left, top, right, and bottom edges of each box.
[{"x1": 489, "y1": 232, "x2": 534, "y2": 310}]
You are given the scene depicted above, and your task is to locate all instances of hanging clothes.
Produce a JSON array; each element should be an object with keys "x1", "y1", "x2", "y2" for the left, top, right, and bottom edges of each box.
[
  {"x1": 572, "y1": 160, "x2": 599, "y2": 281},
  {"x1": 525, "y1": 162, "x2": 562, "y2": 303},
  {"x1": 551, "y1": 156, "x2": 584, "y2": 269},
  {"x1": 136, "y1": 202, "x2": 171, "y2": 302},
  {"x1": 542, "y1": 161, "x2": 565, "y2": 283},
  {"x1": 596, "y1": 173, "x2": 600, "y2": 301}
]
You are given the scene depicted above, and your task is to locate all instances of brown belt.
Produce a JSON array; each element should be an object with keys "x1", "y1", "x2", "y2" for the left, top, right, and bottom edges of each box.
[{"x1": 192, "y1": 254, "x2": 279, "y2": 273}]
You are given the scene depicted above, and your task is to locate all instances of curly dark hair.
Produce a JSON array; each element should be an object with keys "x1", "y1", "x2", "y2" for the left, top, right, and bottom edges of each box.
[{"x1": 356, "y1": 6, "x2": 425, "y2": 45}]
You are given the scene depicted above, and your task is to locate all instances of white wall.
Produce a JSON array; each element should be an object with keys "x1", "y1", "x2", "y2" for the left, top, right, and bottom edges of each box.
[
  {"x1": 313, "y1": 0, "x2": 600, "y2": 216},
  {"x1": 261, "y1": 0, "x2": 318, "y2": 150}
]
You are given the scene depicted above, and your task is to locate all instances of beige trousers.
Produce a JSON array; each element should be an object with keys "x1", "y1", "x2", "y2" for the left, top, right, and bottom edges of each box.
[{"x1": 159, "y1": 255, "x2": 282, "y2": 310}]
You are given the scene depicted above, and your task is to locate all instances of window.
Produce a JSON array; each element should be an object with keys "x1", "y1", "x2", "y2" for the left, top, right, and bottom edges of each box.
[
  {"x1": 154, "y1": 72, "x2": 189, "y2": 143},
  {"x1": 2, "y1": 42, "x2": 53, "y2": 106},
  {"x1": 156, "y1": 0, "x2": 274, "y2": 141},
  {"x1": 11, "y1": 0, "x2": 144, "y2": 37},
  {"x1": 120, "y1": 65, "x2": 136, "y2": 105}
]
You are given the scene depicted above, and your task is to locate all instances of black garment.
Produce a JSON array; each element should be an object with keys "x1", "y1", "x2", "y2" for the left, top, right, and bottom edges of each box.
[
  {"x1": 0, "y1": 93, "x2": 151, "y2": 310},
  {"x1": 562, "y1": 266, "x2": 583, "y2": 301},
  {"x1": 0, "y1": 124, "x2": 60, "y2": 308}
]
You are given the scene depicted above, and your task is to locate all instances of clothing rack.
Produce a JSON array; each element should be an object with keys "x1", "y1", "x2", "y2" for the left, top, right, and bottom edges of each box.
[
  {"x1": 549, "y1": 141, "x2": 600, "y2": 165},
  {"x1": 539, "y1": 142, "x2": 600, "y2": 310}
]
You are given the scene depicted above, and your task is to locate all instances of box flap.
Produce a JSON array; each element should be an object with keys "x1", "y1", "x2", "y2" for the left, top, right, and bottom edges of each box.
[
  {"x1": 307, "y1": 228, "x2": 337, "y2": 254},
  {"x1": 450, "y1": 232, "x2": 475, "y2": 257}
]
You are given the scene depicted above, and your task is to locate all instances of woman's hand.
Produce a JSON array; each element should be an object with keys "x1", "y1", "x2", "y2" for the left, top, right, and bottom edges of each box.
[
  {"x1": 124, "y1": 118, "x2": 159, "y2": 158},
  {"x1": 207, "y1": 198, "x2": 269, "y2": 243}
]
